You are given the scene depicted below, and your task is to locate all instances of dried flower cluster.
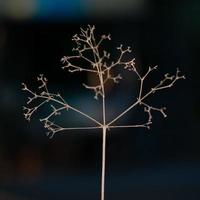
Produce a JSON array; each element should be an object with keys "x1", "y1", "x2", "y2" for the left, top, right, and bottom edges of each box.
[{"x1": 22, "y1": 25, "x2": 185, "y2": 200}]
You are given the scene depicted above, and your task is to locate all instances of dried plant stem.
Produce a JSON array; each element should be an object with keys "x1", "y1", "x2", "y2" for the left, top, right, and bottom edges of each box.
[
  {"x1": 61, "y1": 126, "x2": 101, "y2": 131},
  {"x1": 109, "y1": 125, "x2": 147, "y2": 128},
  {"x1": 108, "y1": 100, "x2": 139, "y2": 126},
  {"x1": 99, "y1": 48, "x2": 107, "y2": 200},
  {"x1": 101, "y1": 88, "x2": 107, "y2": 200},
  {"x1": 101, "y1": 126, "x2": 107, "y2": 200},
  {"x1": 22, "y1": 25, "x2": 185, "y2": 200}
]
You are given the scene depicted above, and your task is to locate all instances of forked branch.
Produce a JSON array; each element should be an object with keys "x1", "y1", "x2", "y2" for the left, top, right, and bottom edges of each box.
[
  {"x1": 22, "y1": 25, "x2": 185, "y2": 200},
  {"x1": 22, "y1": 74, "x2": 101, "y2": 138},
  {"x1": 108, "y1": 67, "x2": 185, "y2": 127},
  {"x1": 22, "y1": 25, "x2": 185, "y2": 137}
]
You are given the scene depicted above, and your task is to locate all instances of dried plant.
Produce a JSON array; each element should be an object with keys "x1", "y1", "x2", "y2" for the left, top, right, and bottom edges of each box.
[{"x1": 22, "y1": 25, "x2": 185, "y2": 200}]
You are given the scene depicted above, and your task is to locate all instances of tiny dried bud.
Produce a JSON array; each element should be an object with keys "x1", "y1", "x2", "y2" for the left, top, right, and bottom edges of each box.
[
  {"x1": 21, "y1": 83, "x2": 27, "y2": 90},
  {"x1": 127, "y1": 46, "x2": 131, "y2": 52}
]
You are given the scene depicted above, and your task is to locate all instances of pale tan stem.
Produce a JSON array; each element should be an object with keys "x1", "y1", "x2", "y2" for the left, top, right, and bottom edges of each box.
[
  {"x1": 93, "y1": 36, "x2": 107, "y2": 200},
  {"x1": 37, "y1": 95, "x2": 102, "y2": 126},
  {"x1": 99, "y1": 52, "x2": 107, "y2": 200},
  {"x1": 61, "y1": 126, "x2": 101, "y2": 131},
  {"x1": 101, "y1": 126, "x2": 107, "y2": 200},
  {"x1": 138, "y1": 79, "x2": 144, "y2": 100},
  {"x1": 68, "y1": 106, "x2": 102, "y2": 126},
  {"x1": 100, "y1": 94, "x2": 106, "y2": 200},
  {"x1": 108, "y1": 100, "x2": 139, "y2": 126},
  {"x1": 109, "y1": 125, "x2": 147, "y2": 128}
]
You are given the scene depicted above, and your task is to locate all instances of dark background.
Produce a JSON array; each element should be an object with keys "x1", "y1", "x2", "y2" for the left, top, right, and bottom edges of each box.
[{"x1": 0, "y1": 0, "x2": 200, "y2": 199}]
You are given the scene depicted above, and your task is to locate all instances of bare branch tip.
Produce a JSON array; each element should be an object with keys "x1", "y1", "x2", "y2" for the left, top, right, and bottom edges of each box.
[{"x1": 21, "y1": 83, "x2": 27, "y2": 91}]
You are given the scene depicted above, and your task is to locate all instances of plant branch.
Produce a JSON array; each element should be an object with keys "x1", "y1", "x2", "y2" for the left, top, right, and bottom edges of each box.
[
  {"x1": 108, "y1": 67, "x2": 185, "y2": 126},
  {"x1": 22, "y1": 75, "x2": 102, "y2": 137}
]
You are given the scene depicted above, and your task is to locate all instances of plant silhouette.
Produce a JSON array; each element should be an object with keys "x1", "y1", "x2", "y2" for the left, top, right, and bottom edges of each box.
[{"x1": 22, "y1": 25, "x2": 185, "y2": 200}]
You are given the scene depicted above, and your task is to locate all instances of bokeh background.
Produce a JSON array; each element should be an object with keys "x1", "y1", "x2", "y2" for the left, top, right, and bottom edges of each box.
[{"x1": 0, "y1": 0, "x2": 200, "y2": 199}]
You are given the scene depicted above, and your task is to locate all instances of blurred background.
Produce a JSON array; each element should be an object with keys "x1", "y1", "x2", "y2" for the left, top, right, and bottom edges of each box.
[{"x1": 0, "y1": 0, "x2": 200, "y2": 199}]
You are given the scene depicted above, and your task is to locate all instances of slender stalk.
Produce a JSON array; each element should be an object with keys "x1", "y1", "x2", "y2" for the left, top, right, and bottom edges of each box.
[
  {"x1": 35, "y1": 94, "x2": 102, "y2": 126},
  {"x1": 109, "y1": 125, "x2": 147, "y2": 128},
  {"x1": 100, "y1": 67, "x2": 106, "y2": 200},
  {"x1": 101, "y1": 126, "x2": 107, "y2": 200},
  {"x1": 100, "y1": 67, "x2": 107, "y2": 200},
  {"x1": 100, "y1": 94, "x2": 106, "y2": 200},
  {"x1": 94, "y1": 34, "x2": 107, "y2": 200},
  {"x1": 108, "y1": 100, "x2": 139, "y2": 126}
]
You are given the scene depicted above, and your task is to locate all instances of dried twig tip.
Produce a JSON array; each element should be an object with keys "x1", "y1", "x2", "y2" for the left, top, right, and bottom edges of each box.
[{"x1": 21, "y1": 83, "x2": 27, "y2": 90}]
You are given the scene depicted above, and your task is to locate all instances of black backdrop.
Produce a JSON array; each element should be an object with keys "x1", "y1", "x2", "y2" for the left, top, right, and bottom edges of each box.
[{"x1": 0, "y1": 0, "x2": 200, "y2": 199}]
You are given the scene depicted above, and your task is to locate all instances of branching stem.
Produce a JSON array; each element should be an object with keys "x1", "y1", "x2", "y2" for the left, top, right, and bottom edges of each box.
[{"x1": 22, "y1": 25, "x2": 185, "y2": 200}]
